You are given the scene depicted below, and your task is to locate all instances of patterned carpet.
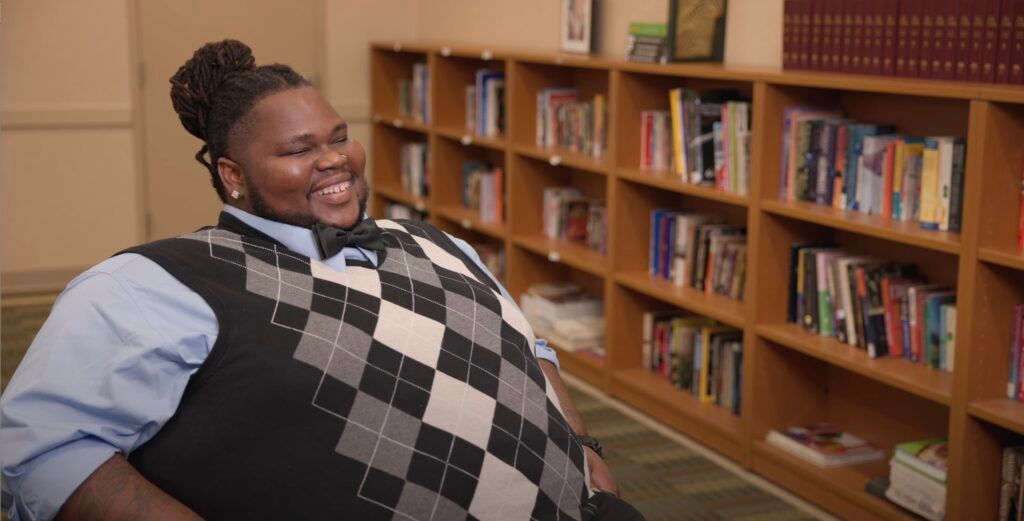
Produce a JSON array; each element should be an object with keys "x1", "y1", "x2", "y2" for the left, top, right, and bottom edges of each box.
[
  {"x1": 2, "y1": 302, "x2": 817, "y2": 520},
  {"x1": 569, "y1": 386, "x2": 817, "y2": 521}
]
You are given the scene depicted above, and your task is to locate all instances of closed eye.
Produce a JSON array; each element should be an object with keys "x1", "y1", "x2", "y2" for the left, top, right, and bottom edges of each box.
[{"x1": 285, "y1": 148, "x2": 311, "y2": 156}]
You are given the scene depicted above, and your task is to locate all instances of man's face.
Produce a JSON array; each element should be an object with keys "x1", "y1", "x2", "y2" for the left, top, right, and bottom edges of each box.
[{"x1": 231, "y1": 86, "x2": 368, "y2": 229}]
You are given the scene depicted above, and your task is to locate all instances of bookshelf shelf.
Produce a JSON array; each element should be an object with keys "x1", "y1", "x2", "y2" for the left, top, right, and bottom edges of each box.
[
  {"x1": 513, "y1": 144, "x2": 608, "y2": 175},
  {"x1": 616, "y1": 169, "x2": 749, "y2": 207},
  {"x1": 549, "y1": 341, "x2": 606, "y2": 389},
  {"x1": 978, "y1": 246, "x2": 1024, "y2": 273},
  {"x1": 370, "y1": 42, "x2": 1024, "y2": 520},
  {"x1": 433, "y1": 205, "x2": 506, "y2": 241},
  {"x1": 614, "y1": 271, "x2": 745, "y2": 329},
  {"x1": 373, "y1": 183, "x2": 429, "y2": 212},
  {"x1": 434, "y1": 126, "x2": 508, "y2": 151},
  {"x1": 611, "y1": 368, "x2": 742, "y2": 460},
  {"x1": 760, "y1": 200, "x2": 962, "y2": 255},
  {"x1": 511, "y1": 234, "x2": 607, "y2": 277},
  {"x1": 968, "y1": 399, "x2": 1024, "y2": 436},
  {"x1": 371, "y1": 113, "x2": 431, "y2": 134},
  {"x1": 751, "y1": 441, "x2": 917, "y2": 521},
  {"x1": 757, "y1": 323, "x2": 953, "y2": 406}
]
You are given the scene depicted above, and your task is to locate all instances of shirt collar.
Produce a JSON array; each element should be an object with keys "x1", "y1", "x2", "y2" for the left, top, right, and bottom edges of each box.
[{"x1": 222, "y1": 205, "x2": 372, "y2": 262}]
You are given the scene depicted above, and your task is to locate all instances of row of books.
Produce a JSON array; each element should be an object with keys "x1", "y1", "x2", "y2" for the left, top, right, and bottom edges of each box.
[
  {"x1": 787, "y1": 244, "x2": 957, "y2": 369},
  {"x1": 521, "y1": 282, "x2": 605, "y2": 357},
  {"x1": 780, "y1": 108, "x2": 966, "y2": 233},
  {"x1": 884, "y1": 438, "x2": 948, "y2": 521},
  {"x1": 666, "y1": 89, "x2": 750, "y2": 195},
  {"x1": 461, "y1": 160, "x2": 504, "y2": 224},
  {"x1": 641, "y1": 312, "x2": 742, "y2": 415},
  {"x1": 783, "y1": 0, "x2": 1024, "y2": 84},
  {"x1": 384, "y1": 203, "x2": 427, "y2": 222},
  {"x1": 542, "y1": 187, "x2": 607, "y2": 255},
  {"x1": 1007, "y1": 305, "x2": 1024, "y2": 401},
  {"x1": 466, "y1": 69, "x2": 505, "y2": 138},
  {"x1": 398, "y1": 63, "x2": 430, "y2": 123},
  {"x1": 1000, "y1": 445, "x2": 1024, "y2": 520},
  {"x1": 399, "y1": 142, "x2": 429, "y2": 198},
  {"x1": 649, "y1": 211, "x2": 746, "y2": 300},
  {"x1": 535, "y1": 89, "x2": 607, "y2": 159}
]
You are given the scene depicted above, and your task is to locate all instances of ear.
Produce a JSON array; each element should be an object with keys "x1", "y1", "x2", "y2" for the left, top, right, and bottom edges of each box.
[{"x1": 217, "y1": 156, "x2": 246, "y2": 202}]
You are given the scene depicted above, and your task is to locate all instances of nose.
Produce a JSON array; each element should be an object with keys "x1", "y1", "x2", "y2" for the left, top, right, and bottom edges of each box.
[{"x1": 316, "y1": 149, "x2": 347, "y2": 170}]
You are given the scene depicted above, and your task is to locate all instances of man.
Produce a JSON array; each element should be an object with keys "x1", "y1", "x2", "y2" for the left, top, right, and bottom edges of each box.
[{"x1": 1, "y1": 40, "x2": 638, "y2": 520}]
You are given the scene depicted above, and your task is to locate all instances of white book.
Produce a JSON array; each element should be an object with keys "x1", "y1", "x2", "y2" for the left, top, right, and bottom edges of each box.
[
  {"x1": 485, "y1": 79, "x2": 504, "y2": 138},
  {"x1": 886, "y1": 460, "x2": 946, "y2": 521},
  {"x1": 766, "y1": 429, "x2": 885, "y2": 468},
  {"x1": 936, "y1": 136, "x2": 955, "y2": 231},
  {"x1": 835, "y1": 256, "x2": 878, "y2": 346},
  {"x1": 478, "y1": 172, "x2": 495, "y2": 223},
  {"x1": 465, "y1": 85, "x2": 476, "y2": 131}
]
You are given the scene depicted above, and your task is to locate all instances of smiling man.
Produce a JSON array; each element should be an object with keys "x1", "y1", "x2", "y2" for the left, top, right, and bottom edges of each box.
[{"x1": 0, "y1": 40, "x2": 641, "y2": 521}]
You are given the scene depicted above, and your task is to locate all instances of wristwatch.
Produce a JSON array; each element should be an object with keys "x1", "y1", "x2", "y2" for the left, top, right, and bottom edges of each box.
[{"x1": 577, "y1": 435, "x2": 604, "y2": 458}]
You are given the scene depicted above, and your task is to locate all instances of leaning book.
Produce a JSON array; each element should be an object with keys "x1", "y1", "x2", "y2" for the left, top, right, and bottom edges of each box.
[{"x1": 766, "y1": 423, "x2": 885, "y2": 468}]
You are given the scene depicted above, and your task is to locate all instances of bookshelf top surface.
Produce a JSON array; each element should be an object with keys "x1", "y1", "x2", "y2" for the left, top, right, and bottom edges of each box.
[{"x1": 371, "y1": 42, "x2": 1020, "y2": 102}]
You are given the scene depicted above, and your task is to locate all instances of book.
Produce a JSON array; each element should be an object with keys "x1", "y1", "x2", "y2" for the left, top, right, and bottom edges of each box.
[
  {"x1": 999, "y1": 445, "x2": 1024, "y2": 520},
  {"x1": 626, "y1": 22, "x2": 668, "y2": 63},
  {"x1": 766, "y1": 423, "x2": 886, "y2": 468},
  {"x1": 893, "y1": 438, "x2": 948, "y2": 483}
]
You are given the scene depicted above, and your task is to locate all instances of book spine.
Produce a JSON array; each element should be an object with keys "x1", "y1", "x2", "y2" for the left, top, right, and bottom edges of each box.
[
  {"x1": 942, "y1": 0, "x2": 960, "y2": 79},
  {"x1": 908, "y1": 0, "x2": 923, "y2": 76},
  {"x1": 884, "y1": 0, "x2": 901, "y2": 75},
  {"x1": 800, "y1": 0, "x2": 812, "y2": 69},
  {"x1": 852, "y1": 0, "x2": 865, "y2": 72},
  {"x1": 984, "y1": 0, "x2": 1004, "y2": 81},
  {"x1": 833, "y1": 0, "x2": 846, "y2": 70},
  {"x1": 842, "y1": 0, "x2": 855, "y2": 71},
  {"x1": 870, "y1": 0, "x2": 884, "y2": 74},
  {"x1": 957, "y1": 0, "x2": 974, "y2": 79},
  {"x1": 822, "y1": 0, "x2": 834, "y2": 70},
  {"x1": 998, "y1": 0, "x2": 1016, "y2": 82},
  {"x1": 920, "y1": 0, "x2": 936, "y2": 77},
  {"x1": 947, "y1": 139, "x2": 966, "y2": 233},
  {"x1": 897, "y1": 0, "x2": 912, "y2": 75},
  {"x1": 971, "y1": 0, "x2": 987, "y2": 81},
  {"x1": 1012, "y1": 305, "x2": 1023, "y2": 398},
  {"x1": 785, "y1": 0, "x2": 796, "y2": 68},
  {"x1": 932, "y1": 0, "x2": 948, "y2": 77},
  {"x1": 811, "y1": 0, "x2": 824, "y2": 69},
  {"x1": 1013, "y1": 0, "x2": 1024, "y2": 83}
]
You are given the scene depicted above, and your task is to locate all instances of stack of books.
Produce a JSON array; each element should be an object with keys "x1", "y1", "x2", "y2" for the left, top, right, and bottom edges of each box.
[
  {"x1": 461, "y1": 160, "x2": 504, "y2": 224},
  {"x1": 664, "y1": 89, "x2": 750, "y2": 195},
  {"x1": 625, "y1": 22, "x2": 668, "y2": 64},
  {"x1": 766, "y1": 423, "x2": 885, "y2": 468},
  {"x1": 783, "y1": 0, "x2": 1024, "y2": 84},
  {"x1": 1000, "y1": 445, "x2": 1024, "y2": 520},
  {"x1": 779, "y1": 110, "x2": 967, "y2": 233},
  {"x1": 787, "y1": 244, "x2": 956, "y2": 368},
  {"x1": 466, "y1": 69, "x2": 505, "y2": 137},
  {"x1": 649, "y1": 210, "x2": 746, "y2": 300},
  {"x1": 542, "y1": 187, "x2": 607, "y2": 254},
  {"x1": 641, "y1": 312, "x2": 742, "y2": 414},
  {"x1": 535, "y1": 88, "x2": 607, "y2": 159},
  {"x1": 520, "y1": 282, "x2": 604, "y2": 357},
  {"x1": 886, "y1": 438, "x2": 948, "y2": 521},
  {"x1": 400, "y1": 142, "x2": 429, "y2": 197},
  {"x1": 398, "y1": 63, "x2": 430, "y2": 123}
]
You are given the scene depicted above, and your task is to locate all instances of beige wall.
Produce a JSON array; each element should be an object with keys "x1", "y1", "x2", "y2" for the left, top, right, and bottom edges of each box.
[
  {"x1": 414, "y1": 0, "x2": 782, "y2": 67},
  {"x1": 1, "y1": 0, "x2": 781, "y2": 282},
  {"x1": 1, "y1": 0, "x2": 141, "y2": 276}
]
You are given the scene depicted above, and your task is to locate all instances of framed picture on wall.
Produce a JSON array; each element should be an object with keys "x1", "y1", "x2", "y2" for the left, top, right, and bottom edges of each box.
[
  {"x1": 560, "y1": 0, "x2": 594, "y2": 54},
  {"x1": 667, "y1": 0, "x2": 727, "y2": 62}
]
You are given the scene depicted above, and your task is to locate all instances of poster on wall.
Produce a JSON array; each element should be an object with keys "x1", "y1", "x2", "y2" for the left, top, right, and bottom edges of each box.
[
  {"x1": 560, "y1": 0, "x2": 594, "y2": 54},
  {"x1": 667, "y1": 0, "x2": 727, "y2": 62}
]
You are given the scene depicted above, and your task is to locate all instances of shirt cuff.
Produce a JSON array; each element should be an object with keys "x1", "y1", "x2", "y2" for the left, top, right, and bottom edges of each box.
[
  {"x1": 534, "y1": 339, "x2": 560, "y2": 370},
  {"x1": 8, "y1": 438, "x2": 117, "y2": 521}
]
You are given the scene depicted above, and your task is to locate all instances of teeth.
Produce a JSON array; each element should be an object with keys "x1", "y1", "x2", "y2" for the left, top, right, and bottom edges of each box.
[{"x1": 314, "y1": 180, "x2": 351, "y2": 196}]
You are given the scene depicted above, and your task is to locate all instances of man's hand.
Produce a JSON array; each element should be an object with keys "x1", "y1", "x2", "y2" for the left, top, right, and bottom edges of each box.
[{"x1": 584, "y1": 446, "x2": 620, "y2": 497}]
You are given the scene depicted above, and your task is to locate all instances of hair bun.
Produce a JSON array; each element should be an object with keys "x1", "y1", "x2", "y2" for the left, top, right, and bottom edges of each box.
[{"x1": 169, "y1": 39, "x2": 256, "y2": 142}]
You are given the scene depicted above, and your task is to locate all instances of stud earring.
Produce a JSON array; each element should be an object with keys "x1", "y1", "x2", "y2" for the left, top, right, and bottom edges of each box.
[{"x1": 231, "y1": 190, "x2": 241, "y2": 200}]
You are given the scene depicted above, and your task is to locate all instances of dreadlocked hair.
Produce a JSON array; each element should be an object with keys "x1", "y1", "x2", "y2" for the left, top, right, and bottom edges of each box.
[{"x1": 169, "y1": 39, "x2": 310, "y2": 201}]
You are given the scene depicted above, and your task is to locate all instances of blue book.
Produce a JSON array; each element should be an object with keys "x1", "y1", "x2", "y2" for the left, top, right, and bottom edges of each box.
[
  {"x1": 475, "y1": 70, "x2": 505, "y2": 134},
  {"x1": 926, "y1": 292, "x2": 955, "y2": 369},
  {"x1": 650, "y1": 209, "x2": 673, "y2": 276}
]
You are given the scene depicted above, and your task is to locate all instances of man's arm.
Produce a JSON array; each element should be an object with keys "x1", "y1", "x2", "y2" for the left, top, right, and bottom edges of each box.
[
  {"x1": 538, "y1": 360, "x2": 619, "y2": 496},
  {"x1": 56, "y1": 455, "x2": 201, "y2": 521}
]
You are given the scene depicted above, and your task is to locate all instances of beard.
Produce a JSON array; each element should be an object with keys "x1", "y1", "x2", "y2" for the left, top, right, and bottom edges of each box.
[{"x1": 247, "y1": 177, "x2": 370, "y2": 230}]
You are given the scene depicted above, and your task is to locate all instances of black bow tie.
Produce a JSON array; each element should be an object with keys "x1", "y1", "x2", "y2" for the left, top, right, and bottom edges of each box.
[{"x1": 311, "y1": 218, "x2": 386, "y2": 259}]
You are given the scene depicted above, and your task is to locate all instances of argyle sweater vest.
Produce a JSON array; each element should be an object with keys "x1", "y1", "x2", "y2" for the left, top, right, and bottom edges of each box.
[{"x1": 124, "y1": 214, "x2": 589, "y2": 521}]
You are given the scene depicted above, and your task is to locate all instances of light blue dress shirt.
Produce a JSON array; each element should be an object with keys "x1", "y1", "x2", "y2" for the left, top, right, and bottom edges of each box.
[{"x1": 0, "y1": 206, "x2": 557, "y2": 521}]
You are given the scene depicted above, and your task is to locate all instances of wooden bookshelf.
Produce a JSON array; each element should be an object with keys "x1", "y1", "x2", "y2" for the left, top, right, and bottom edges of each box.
[{"x1": 370, "y1": 42, "x2": 1024, "y2": 520}]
